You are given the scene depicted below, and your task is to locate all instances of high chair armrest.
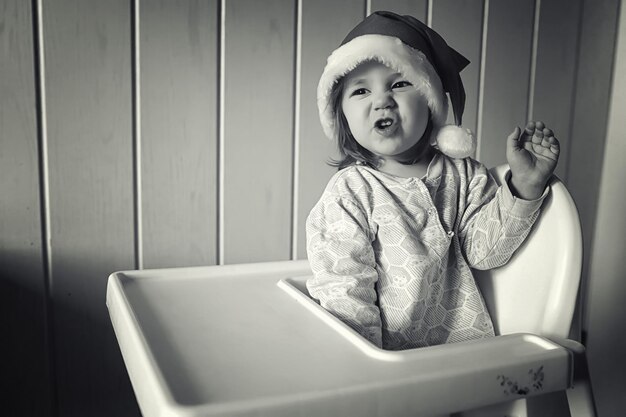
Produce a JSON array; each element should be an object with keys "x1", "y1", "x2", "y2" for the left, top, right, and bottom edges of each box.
[
  {"x1": 547, "y1": 337, "x2": 585, "y2": 355},
  {"x1": 546, "y1": 337, "x2": 598, "y2": 417}
]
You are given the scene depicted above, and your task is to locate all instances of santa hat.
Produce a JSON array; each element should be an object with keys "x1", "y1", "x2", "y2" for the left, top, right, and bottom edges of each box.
[{"x1": 318, "y1": 11, "x2": 476, "y2": 159}]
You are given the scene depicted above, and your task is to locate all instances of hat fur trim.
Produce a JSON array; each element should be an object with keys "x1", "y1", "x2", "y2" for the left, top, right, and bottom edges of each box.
[{"x1": 317, "y1": 34, "x2": 448, "y2": 141}]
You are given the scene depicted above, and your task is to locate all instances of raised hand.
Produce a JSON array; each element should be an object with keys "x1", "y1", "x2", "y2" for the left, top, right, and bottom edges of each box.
[{"x1": 506, "y1": 121, "x2": 560, "y2": 200}]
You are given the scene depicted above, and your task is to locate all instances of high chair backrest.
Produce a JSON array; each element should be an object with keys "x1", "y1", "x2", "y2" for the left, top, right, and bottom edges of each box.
[{"x1": 473, "y1": 164, "x2": 583, "y2": 340}]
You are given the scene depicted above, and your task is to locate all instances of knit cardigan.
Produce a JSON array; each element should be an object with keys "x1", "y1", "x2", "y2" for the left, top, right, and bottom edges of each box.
[{"x1": 306, "y1": 153, "x2": 546, "y2": 350}]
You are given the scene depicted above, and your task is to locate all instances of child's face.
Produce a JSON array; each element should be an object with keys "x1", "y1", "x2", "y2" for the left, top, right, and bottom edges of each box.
[{"x1": 340, "y1": 61, "x2": 429, "y2": 161}]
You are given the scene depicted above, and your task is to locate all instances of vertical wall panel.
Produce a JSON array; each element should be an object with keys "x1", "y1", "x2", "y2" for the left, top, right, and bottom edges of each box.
[
  {"x1": 43, "y1": 0, "x2": 139, "y2": 415},
  {"x1": 370, "y1": 0, "x2": 427, "y2": 19},
  {"x1": 431, "y1": 0, "x2": 484, "y2": 137},
  {"x1": 566, "y1": 0, "x2": 621, "y2": 414},
  {"x1": 0, "y1": 0, "x2": 53, "y2": 415},
  {"x1": 567, "y1": 0, "x2": 620, "y2": 346},
  {"x1": 532, "y1": 0, "x2": 582, "y2": 181},
  {"x1": 140, "y1": 0, "x2": 218, "y2": 268},
  {"x1": 295, "y1": 0, "x2": 363, "y2": 259},
  {"x1": 585, "y1": 2, "x2": 626, "y2": 413},
  {"x1": 223, "y1": 0, "x2": 295, "y2": 263},
  {"x1": 478, "y1": 0, "x2": 535, "y2": 168}
]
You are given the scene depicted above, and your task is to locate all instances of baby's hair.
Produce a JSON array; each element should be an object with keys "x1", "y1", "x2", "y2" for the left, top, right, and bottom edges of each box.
[{"x1": 327, "y1": 70, "x2": 434, "y2": 171}]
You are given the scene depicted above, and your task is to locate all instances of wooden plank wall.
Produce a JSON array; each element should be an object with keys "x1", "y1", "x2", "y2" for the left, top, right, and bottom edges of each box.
[
  {"x1": 478, "y1": 0, "x2": 535, "y2": 167},
  {"x1": 568, "y1": 0, "x2": 623, "y2": 414},
  {"x1": 41, "y1": 0, "x2": 139, "y2": 415},
  {"x1": 585, "y1": 2, "x2": 626, "y2": 415},
  {"x1": 0, "y1": 1, "x2": 53, "y2": 415},
  {"x1": 4, "y1": 0, "x2": 615, "y2": 415},
  {"x1": 139, "y1": 0, "x2": 218, "y2": 269},
  {"x1": 222, "y1": 0, "x2": 295, "y2": 264}
]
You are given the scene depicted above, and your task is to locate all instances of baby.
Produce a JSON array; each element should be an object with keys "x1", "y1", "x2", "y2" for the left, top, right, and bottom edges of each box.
[{"x1": 306, "y1": 11, "x2": 559, "y2": 350}]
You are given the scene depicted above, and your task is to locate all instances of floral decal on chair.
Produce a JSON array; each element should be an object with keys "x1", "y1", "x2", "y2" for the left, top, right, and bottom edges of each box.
[{"x1": 497, "y1": 365, "x2": 545, "y2": 396}]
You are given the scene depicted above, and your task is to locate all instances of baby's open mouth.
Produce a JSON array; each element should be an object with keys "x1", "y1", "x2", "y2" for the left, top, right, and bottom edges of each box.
[
  {"x1": 374, "y1": 118, "x2": 398, "y2": 136},
  {"x1": 375, "y1": 118, "x2": 394, "y2": 129}
]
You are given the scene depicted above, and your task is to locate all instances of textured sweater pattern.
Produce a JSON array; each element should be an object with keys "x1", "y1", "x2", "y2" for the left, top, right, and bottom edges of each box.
[{"x1": 306, "y1": 154, "x2": 546, "y2": 350}]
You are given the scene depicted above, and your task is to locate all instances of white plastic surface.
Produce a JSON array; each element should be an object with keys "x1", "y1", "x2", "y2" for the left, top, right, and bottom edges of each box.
[
  {"x1": 107, "y1": 260, "x2": 573, "y2": 417},
  {"x1": 474, "y1": 166, "x2": 583, "y2": 339},
  {"x1": 106, "y1": 165, "x2": 584, "y2": 416}
]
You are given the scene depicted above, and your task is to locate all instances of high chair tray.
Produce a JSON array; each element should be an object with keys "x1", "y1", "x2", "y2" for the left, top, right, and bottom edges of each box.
[{"x1": 106, "y1": 260, "x2": 574, "y2": 417}]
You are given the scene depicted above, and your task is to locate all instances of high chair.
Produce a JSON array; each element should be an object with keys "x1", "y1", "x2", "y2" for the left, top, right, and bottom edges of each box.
[
  {"x1": 106, "y1": 164, "x2": 596, "y2": 417},
  {"x1": 455, "y1": 165, "x2": 596, "y2": 417}
]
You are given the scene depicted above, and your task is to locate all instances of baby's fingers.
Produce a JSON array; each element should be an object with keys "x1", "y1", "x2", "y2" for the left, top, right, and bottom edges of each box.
[
  {"x1": 521, "y1": 121, "x2": 535, "y2": 143},
  {"x1": 521, "y1": 121, "x2": 546, "y2": 145},
  {"x1": 531, "y1": 123, "x2": 545, "y2": 144},
  {"x1": 540, "y1": 129, "x2": 560, "y2": 155}
]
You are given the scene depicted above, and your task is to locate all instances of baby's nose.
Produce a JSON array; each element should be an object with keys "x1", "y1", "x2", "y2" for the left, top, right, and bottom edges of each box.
[{"x1": 373, "y1": 92, "x2": 395, "y2": 110}]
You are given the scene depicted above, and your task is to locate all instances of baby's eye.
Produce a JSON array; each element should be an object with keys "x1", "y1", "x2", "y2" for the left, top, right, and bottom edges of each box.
[
  {"x1": 350, "y1": 88, "x2": 368, "y2": 97},
  {"x1": 392, "y1": 81, "x2": 412, "y2": 89}
]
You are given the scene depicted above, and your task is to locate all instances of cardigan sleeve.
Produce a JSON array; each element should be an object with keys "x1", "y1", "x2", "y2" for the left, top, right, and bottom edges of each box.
[
  {"x1": 305, "y1": 193, "x2": 383, "y2": 348},
  {"x1": 457, "y1": 163, "x2": 548, "y2": 270}
]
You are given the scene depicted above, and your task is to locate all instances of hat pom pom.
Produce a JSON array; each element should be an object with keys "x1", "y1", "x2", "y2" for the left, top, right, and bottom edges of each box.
[{"x1": 434, "y1": 125, "x2": 476, "y2": 159}]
